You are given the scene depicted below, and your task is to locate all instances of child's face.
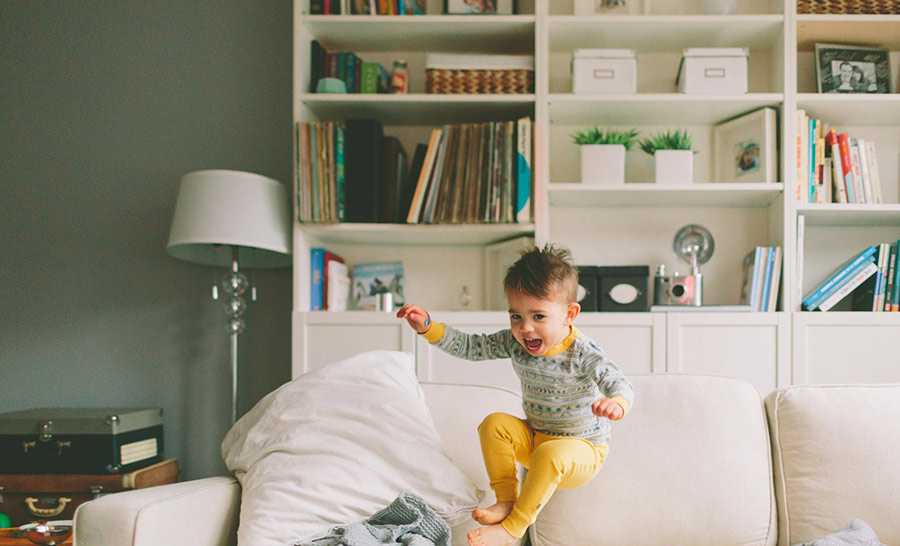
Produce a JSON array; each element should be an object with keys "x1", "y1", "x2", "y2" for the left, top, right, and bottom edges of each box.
[{"x1": 506, "y1": 287, "x2": 580, "y2": 356}]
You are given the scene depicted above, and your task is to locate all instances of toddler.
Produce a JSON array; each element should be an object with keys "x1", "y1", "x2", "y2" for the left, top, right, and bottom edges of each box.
[{"x1": 397, "y1": 244, "x2": 634, "y2": 546}]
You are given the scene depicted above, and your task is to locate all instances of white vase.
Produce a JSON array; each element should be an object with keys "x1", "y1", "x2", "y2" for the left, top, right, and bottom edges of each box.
[
  {"x1": 580, "y1": 144, "x2": 626, "y2": 185},
  {"x1": 654, "y1": 150, "x2": 693, "y2": 185}
]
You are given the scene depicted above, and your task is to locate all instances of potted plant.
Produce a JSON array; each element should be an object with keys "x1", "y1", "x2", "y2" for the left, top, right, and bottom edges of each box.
[
  {"x1": 571, "y1": 127, "x2": 639, "y2": 185},
  {"x1": 639, "y1": 129, "x2": 695, "y2": 185}
]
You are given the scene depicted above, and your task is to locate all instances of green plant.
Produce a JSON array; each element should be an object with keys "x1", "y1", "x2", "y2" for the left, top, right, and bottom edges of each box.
[
  {"x1": 639, "y1": 129, "x2": 695, "y2": 155},
  {"x1": 570, "y1": 127, "x2": 640, "y2": 150}
]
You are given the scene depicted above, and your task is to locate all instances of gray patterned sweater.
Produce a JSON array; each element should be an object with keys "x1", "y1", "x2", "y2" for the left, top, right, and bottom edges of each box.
[{"x1": 423, "y1": 323, "x2": 634, "y2": 445}]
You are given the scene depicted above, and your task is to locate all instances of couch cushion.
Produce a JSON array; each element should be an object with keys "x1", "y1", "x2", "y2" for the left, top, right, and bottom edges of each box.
[
  {"x1": 532, "y1": 374, "x2": 776, "y2": 546},
  {"x1": 221, "y1": 350, "x2": 481, "y2": 546},
  {"x1": 765, "y1": 384, "x2": 900, "y2": 546}
]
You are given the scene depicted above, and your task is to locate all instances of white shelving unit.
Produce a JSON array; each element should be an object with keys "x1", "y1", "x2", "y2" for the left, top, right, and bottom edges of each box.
[{"x1": 291, "y1": 0, "x2": 900, "y2": 389}]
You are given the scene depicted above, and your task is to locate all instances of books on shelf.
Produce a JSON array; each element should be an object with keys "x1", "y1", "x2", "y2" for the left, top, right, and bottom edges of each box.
[
  {"x1": 803, "y1": 243, "x2": 900, "y2": 312},
  {"x1": 310, "y1": 248, "x2": 346, "y2": 311},
  {"x1": 352, "y1": 261, "x2": 405, "y2": 311},
  {"x1": 739, "y1": 246, "x2": 782, "y2": 312},
  {"x1": 795, "y1": 113, "x2": 884, "y2": 204}
]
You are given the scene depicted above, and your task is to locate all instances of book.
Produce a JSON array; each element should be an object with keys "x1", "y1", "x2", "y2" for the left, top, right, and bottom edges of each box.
[
  {"x1": 836, "y1": 133, "x2": 855, "y2": 203},
  {"x1": 883, "y1": 242, "x2": 896, "y2": 312},
  {"x1": 515, "y1": 116, "x2": 532, "y2": 223},
  {"x1": 875, "y1": 242, "x2": 890, "y2": 311},
  {"x1": 856, "y1": 138, "x2": 872, "y2": 204},
  {"x1": 344, "y1": 118, "x2": 384, "y2": 223},
  {"x1": 322, "y1": 250, "x2": 345, "y2": 310},
  {"x1": 360, "y1": 62, "x2": 380, "y2": 94},
  {"x1": 759, "y1": 246, "x2": 776, "y2": 312},
  {"x1": 310, "y1": 40, "x2": 326, "y2": 92},
  {"x1": 819, "y1": 262, "x2": 879, "y2": 312},
  {"x1": 310, "y1": 248, "x2": 325, "y2": 311},
  {"x1": 352, "y1": 261, "x2": 404, "y2": 311},
  {"x1": 865, "y1": 140, "x2": 883, "y2": 204},
  {"x1": 406, "y1": 128, "x2": 443, "y2": 223},
  {"x1": 326, "y1": 259, "x2": 351, "y2": 311},
  {"x1": 739, "y1": 247, "x2": 765, "y2": 310},
  {"x1": 334, "y1": 123, "x2": 345, "y2": 222},
  {"x1": 378, "y1": 136, "x2": 408, "y2": 223},
  {"x1": 803, "y1": 245, "x2": 878, "y2": 311},
  {"x1": 827, "y1": 133, "x2": 846, "y2": 203},
  {"x1": 398, "y1": 143, "x2": 427, "y2": 222},
  {"x1": 766, "y1": 246, "x2": 783, "y2": 312},
  {"x1": 796, "y1": 109, "x2": 806, "y2": 203},
  {"x1": 848, "y1": 138, "x2": 866, "y2": 203},
  {"x1": 893, "y1": 239, "x2": 900, "y2": 312}
]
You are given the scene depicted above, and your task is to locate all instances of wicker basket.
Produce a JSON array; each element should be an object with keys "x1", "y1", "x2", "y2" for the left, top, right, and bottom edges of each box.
[
  {"x1": 797, "y1": 0, "x2": 900, "y2": 13},
  {"x1": 425, "y1": 54, "x2": 534, "y2": 94}
]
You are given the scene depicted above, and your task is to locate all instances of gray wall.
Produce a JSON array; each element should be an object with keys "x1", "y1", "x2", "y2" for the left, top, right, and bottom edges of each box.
[{"x1": 0, "y1": 1, "x2": 293, "y2": 480}]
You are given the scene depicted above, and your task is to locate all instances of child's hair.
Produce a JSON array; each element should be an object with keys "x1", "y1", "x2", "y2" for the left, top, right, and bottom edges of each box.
[{"x1": 504, "y1": 243, "x2": 578, "y2": 303}]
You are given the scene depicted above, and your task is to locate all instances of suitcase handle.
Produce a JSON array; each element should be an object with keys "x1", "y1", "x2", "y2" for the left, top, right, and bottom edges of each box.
[{"x1": 24, "y1": 496, "x2": 72, "y2": 517}]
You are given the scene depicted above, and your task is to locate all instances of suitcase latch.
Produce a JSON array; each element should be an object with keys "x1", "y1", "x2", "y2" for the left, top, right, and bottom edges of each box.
[
  {"x1": 38, "y1": 420, "x2": 53, "y2": 441},
  {"x1": 89, "y1": 485, "x2": 104, "y2": 499}
]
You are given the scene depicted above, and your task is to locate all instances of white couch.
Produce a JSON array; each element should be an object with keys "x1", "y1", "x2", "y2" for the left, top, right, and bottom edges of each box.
[{"x1": 74, "y1": 375, "x2": 900, "y2": 545}]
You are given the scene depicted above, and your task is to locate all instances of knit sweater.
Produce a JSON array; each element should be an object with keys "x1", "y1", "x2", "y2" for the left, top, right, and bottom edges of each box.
[{"x1": 422, "y1": 323, "x2": 634, "y2": 445}]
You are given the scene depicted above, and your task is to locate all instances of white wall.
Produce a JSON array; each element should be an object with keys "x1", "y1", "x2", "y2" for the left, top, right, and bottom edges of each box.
[{"x1": 0, "y1": 0, "x2": 293, "y2": 480}]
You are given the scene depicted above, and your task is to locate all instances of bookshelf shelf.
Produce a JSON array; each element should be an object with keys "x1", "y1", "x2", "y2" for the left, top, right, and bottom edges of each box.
[
  {"x1": 549, "y1": 183, "x2": 784, "y2": 208},
  {"x1": 796, "y1": 204, "x2": 900, "y2": 226},
  {"x1": 299, "y1": 93, "x2": 536, "y2": 125},
  {"x1": 300, "y1": 223, "x2": 535, "y2": 245},
  {"x1": 548, "y1": 15, "x2": 784, "y2": 52},
  {"x1": 548, "y1": 94, "x2": 784, "y2": 125},
  {"x1": 795, "y1": 15, "x2": 900, "y2": 51},
  {"x1": 298, "y1": 15, "x2": 536, "y2": 52},
  {"x1": 795, "y1": 95, "x2": 900, "y2": 126}
]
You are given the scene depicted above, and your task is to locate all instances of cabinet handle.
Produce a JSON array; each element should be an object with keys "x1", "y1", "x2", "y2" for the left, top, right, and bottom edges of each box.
[{"x1": 24, "y1": 496, "x2": 72, "y2": 517}]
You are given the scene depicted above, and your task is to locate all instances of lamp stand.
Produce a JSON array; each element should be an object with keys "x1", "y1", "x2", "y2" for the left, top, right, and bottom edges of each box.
[{"x1": 213, "y1": 246, "x2": 256, "y2": 425}]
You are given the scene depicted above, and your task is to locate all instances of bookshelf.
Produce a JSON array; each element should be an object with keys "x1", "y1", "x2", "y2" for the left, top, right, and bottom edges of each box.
[{"x1": 292, "y1": 0, "x2": 900, "y2": 388}]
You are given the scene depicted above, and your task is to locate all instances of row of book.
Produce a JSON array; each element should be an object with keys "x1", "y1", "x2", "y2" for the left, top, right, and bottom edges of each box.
[
  {"x1": 802, "y1": 242, "x2": 900, "y2": 312},
  {"x1": 795, "y1": 110, "x2": 884, "y2": 204},
  {"x1": 310, "y1": 247, "x2": 406, "y2": 312},
  {"x1": 293, "y1": 117, "x2": 533, "y2": 225},
  {"x1": 310, "y1": 41, "x2": 390, "y2": 94},
  {"x1": 739, "y1": 246, "x2": 783, "y2": 312},
  {"x1": 310, "y1": 0, "x2": 425, "y2": 15},
  {"x1": 406, "y1": 117, "x2": 532, "y2": 224}
]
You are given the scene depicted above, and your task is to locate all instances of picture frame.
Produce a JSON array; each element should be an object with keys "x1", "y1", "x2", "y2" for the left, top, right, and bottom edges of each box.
[
  {"x1": 712, "y1": 107, "x2": 777, "y2": 184},
  {"x1": 444, "y1": 0, "x2": 515, "y2": 14},
  {"x1": 814, "y1": 43, "x2": 892, "y2": 94}
]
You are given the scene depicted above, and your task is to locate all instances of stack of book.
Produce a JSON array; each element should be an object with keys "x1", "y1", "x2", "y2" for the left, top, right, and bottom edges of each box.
[
  {"x1": 795, "y1": 111, "x2": 883, "y2": 204},
  {"x1": 310, "y1": 0, "x2": 425, "y2": 15},
  {"x1": 310, "y1": 41, "x2": 390, "y2": 94},
  {"x1": 739, "y1": 246, "x2": 782, "y2": 312},
  {"x1": 802, "y1": 242, "x2": 900, "y2": 312},
  {"x1": 310, "y1": 248, "x2": 349, "y2": 311}
]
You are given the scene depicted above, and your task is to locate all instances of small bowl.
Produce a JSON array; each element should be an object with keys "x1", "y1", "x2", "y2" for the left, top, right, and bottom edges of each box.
[{"x1": 18, "y1": 520, "x2": 73, "y2": 545}]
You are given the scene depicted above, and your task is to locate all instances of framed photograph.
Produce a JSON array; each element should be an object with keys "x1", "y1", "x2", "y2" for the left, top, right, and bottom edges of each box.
[
  {"x1": 444, "y1": 0, "x2": 515, "y2": 14},
  {"x1": 712, "y1": 107, "x2": 777, "y2": 184},
  {"x1": 815, "y1": 43, "x2": 892, "y2": 94}
]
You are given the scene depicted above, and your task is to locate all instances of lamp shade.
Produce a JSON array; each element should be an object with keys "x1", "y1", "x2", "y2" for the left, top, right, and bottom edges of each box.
[{"x1": 167, "y1": 170, "x2": 292, "y2": 268}]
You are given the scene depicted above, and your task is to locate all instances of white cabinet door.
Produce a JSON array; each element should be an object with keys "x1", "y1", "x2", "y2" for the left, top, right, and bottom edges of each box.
[
  {"x1": 793, "y1": 312, "x2": 900, "y2": 385},
  {"x1": 574, "y1": 313, "x2": 665, "y2": 375},
  {"x1": 415, "y1": 312, "x2": 519, "y2": 392},
  {"x1": 666, "y1": 312, "x2": 789, "y2": 395},
  {"x1": 292, "y1": 311, "x2": 415, "y2": 378}
]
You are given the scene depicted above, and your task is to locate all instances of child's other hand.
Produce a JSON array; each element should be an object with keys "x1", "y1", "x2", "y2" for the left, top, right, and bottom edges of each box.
[
  {"x1": 591, "y1": 397, "x2": 624, "y2": 421},
  {"x1": 396, "y1": 304, "x2": 432, "y2": 334}
]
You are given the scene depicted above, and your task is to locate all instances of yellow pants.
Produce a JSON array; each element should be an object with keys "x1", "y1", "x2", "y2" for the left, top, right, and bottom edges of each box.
[{"x1": 477, "y1": 412, "x2": 609, "y2": 539}]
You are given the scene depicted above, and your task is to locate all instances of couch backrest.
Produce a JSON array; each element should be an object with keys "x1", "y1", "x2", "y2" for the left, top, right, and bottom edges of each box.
[
  {"x1": 765, "y1": 383, "x2": 900, "y2": 546},
  {"x1": 530, "y1": 374, "x2": 777, "y2": 546}
]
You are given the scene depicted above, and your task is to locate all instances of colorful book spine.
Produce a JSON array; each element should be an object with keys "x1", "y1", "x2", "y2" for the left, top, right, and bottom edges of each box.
[
  {"x1": 817, "y1": 262, "x2": 879, "y2": 312},
  {"x1": 515, "y1": 116, "x2": 532, "y2": 223},
  {"x1": 310, "y1": 247, "x2": 325, "y2": 311},
  {"x1": 893, "y1": 240, "x2": 900, "y2": 312},
  {"x1": 802, "y1": 245, "x2": 878, "y2": 310},
  {"x1": 884, "y1": 243, "x2": 896, "y2": 312},
  {"x1": 334, "y1": 123, "x2": 345, "y2": 222},
  {"x1": 836, "y1": 133, "x2": 855, "y2": 203},
  {"x1": 759, "y1": 247, "x2": 775, "y2": 312},
  {"x1": 750, "y1": 246, "x2": 767, "y2": 312},
  {"x1": 808, "y1": 256, "x2": 875, "y2": 311},
  {"x1": 360, "y1": 62, "x2": 379, "y2": 94}
]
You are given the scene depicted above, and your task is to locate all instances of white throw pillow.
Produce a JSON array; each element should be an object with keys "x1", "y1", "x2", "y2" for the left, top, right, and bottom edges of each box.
[{"x1": 221, "y1": 350, "x2": 482, "y2": 546}]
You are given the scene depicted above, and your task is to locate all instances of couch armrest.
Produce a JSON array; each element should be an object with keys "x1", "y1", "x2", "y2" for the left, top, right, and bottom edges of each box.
[{"x1": 74, "y1": 476, "x2": 240, "y2": 546}]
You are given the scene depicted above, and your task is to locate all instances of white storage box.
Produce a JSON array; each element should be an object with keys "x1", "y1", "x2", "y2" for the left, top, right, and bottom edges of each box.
[
  {"x1": 572, "y1": 49, "x2": 636, "y2": 94},
  {"x1": 676, "y1": 48, "x2": 748, "y2": 94}
]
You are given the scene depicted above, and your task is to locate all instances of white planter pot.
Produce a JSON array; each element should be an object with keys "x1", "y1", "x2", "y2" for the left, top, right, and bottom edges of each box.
[
  {"x1": 654, "y1": 150, "x2": 693, "y2": 185},
  {"x1": 580, "y1": 144, "x2": 626, "y2": 185}
]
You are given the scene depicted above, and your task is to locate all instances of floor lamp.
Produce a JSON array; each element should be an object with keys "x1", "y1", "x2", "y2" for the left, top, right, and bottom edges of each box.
[{"x1": 167, "y1": 170, "x2": 291, "y2": 425}]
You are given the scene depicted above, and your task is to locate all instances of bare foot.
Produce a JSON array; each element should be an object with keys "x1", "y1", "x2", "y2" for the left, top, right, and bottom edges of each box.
[
  {"x1": 467, "y1": 524, "x2": 516, "y2": 546},
  {"x1": 471, "y1": 501, "x2": 514, "y2": 525}
]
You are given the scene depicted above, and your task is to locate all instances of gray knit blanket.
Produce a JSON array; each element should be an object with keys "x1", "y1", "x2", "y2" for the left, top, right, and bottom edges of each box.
[
  {"x1": 294, "y1": 492, "x2": 451, "y2": 546},
  {"x1": 792, "y1": 519, "x2": 885, "y2": 546}
]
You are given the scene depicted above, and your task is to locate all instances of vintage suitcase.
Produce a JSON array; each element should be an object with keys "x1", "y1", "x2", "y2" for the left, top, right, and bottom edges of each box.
[
  {"x1": 0, "y1": 458, "x2": 179, "y2": 527},
  {"x1": 0, "y1": 407, "x2": 164, "y2": 474}
]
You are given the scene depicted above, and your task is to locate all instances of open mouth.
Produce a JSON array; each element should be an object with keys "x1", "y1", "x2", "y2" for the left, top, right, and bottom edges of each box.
[{"x1": 523, "y1": 337, "x2": 542, "y2": 353}]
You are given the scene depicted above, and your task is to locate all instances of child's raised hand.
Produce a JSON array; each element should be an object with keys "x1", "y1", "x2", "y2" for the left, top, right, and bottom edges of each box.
[
  {"x1": 591, "y1": 397, "x2": 624, "y2": 421},
  {"x1": 396, "y1": 304, "x2": 432, "y2": 334}
]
